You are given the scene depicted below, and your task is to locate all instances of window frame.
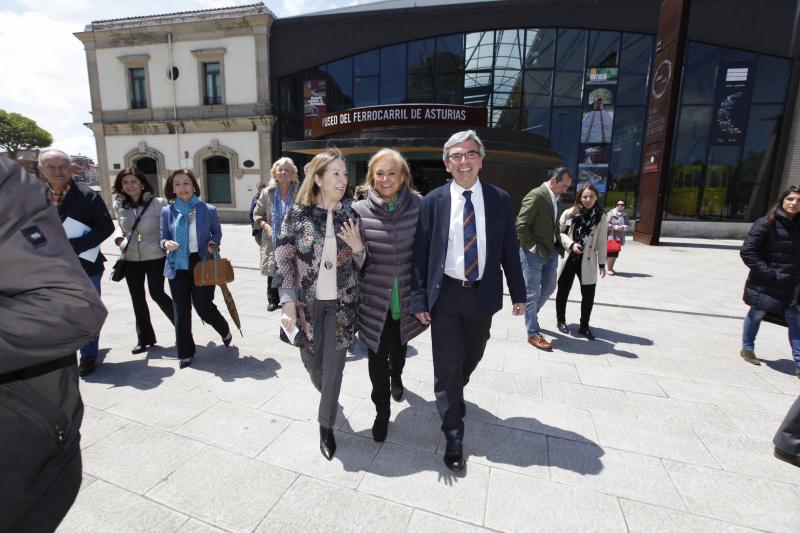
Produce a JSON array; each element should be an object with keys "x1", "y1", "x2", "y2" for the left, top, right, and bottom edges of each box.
[
  {"x1": 118, "y1": 53, "x2": 151, "y2": 110},
  {"x1": 192, "y1": 48, "x2": 227, "y2": 106}
]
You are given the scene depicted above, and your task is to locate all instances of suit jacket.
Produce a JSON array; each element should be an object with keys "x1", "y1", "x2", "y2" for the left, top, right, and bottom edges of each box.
[
  {"x1": 160, "y1": 201, "x2": 222, "y2": 280},
  {"x1": 55, "y1": 180, "x2": 115, "y2": 277},
  {"x1": 411, "y1": 180, "x2": 526, "y2": 315},
  {"x1": 516, "y1": 182, "x2": 560, "y2": 261}
]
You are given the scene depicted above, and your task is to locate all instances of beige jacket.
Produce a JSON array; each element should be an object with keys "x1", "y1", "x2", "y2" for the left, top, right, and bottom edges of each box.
[{"x1": 557, "y1": 208, "x2": 608, "y2": 285}]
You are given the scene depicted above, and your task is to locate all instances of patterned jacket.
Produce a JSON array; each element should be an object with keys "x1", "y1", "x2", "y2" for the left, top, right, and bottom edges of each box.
[{"x1": 273, "y1": 199, "x2": 365, "y2": 352}]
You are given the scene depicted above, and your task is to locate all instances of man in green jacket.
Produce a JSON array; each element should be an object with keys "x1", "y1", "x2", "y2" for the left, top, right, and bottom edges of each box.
[{"x1": 516, "y1": 167, "x2": 572, "y2": 350}]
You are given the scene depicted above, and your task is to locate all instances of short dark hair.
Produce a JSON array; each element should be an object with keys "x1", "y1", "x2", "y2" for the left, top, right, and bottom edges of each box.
[
  {"x1": 112, "y1": 167, "x2": 154, "y2": 204},
  {"x1": 164, "y1": 169, "x2": 202, "y2": 202},
  {"x1": 551, "y1": 167, "x2": 572, "y2": 183}
]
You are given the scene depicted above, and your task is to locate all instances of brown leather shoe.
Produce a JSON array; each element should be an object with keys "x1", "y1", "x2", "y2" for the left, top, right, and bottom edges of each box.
[
  {"x1": 528, "y1": 335, "x2": 552, "y2": 350},
  {"x1": 739, "y1": 349, "x2": 761, "y2": 366},
  {"x1": 78, "y1": 358, "x2": 97, "y2": 377}
]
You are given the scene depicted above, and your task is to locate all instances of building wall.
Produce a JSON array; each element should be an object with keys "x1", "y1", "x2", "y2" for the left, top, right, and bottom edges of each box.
[{"x1": 96, "y1": 35, "x2": 258, "y2": 111}]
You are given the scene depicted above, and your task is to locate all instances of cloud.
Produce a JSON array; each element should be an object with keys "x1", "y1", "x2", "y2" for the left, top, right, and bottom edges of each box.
[{"x1": 0, "y1": 10, "x2": 94, "y2": 157}]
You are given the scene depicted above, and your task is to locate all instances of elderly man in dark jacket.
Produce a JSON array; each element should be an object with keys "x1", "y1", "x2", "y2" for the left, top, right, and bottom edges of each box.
[
  {"x1": 0, "y1": 157, "x2": 107, "y2": 532},
  {"x1": 38, "y1": 149, "x2": 114, "y2": 376}
]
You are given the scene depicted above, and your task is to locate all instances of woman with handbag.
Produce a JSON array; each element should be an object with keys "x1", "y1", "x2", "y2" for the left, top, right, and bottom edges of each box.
[
  {"x1": 253, "y1": 157, "x2": 299, "y2": 312},
  {"x1": 160, "y1": 169, "x2": 232, "y2": 369},
  {"x1": 606, "y1": 199, "x2": 630, "y2": 275},
  {"x1": 739, "y1": 186, "x2": 800, "y2": 375},
  {"x1": 351, "y1": 149, "x2": 426, "y2": 442},
  {"x1": 555, "y1": 184, "x2": 608, "y2": 340},
  {"x1": 112, "y1": 168, "x2": 174, "y2": 354},
  {"x1": 274, "y1": 148, "x2": 366, "y2": 460}
]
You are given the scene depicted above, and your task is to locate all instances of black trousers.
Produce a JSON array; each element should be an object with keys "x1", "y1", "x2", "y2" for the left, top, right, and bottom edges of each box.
[
  {"x1": 555, "y1": 254, "x2": 596, "y2": 328},
  {"x1": 167, "y1": 253, "x2": 230, "y2": 358},
  {"x1": 368, "y1": 312, "x2": 407, "y2": 417},
  {"x1": 124, "y1": 257, "x2": 174, "y2": 345},
  {"x1": 267, "y1": 276, "x2": 279, "y2": 306},
  {"x1": 774, "y1": 395, "x2": 800, "y2": 457},
  {"x1": 431, "y1": 277, "x2": 492, "y2": 438}
]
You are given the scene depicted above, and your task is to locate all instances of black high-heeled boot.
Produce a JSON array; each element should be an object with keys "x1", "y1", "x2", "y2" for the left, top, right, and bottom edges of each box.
[{"x1": 319, "y1": 425, "x2": 336, "y2": 460}]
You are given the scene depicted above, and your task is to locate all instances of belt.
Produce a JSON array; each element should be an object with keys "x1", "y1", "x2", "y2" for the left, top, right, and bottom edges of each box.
[{"x1": 444, "y1": 275, "x2": 480, "y2": 288}]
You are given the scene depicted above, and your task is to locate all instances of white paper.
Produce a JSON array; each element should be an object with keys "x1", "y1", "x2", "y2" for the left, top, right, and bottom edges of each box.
[
  {"x1": 281, "y1": 323, "x2": 299, "y2": 344},
  {"x1": 62, "y1": 217, "x2": 101, "y2": 263}
]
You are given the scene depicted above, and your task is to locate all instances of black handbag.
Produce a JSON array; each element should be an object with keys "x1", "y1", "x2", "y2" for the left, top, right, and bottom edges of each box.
[{"x1": 110, "y1": 199, "x2": 152, "y2": 282}]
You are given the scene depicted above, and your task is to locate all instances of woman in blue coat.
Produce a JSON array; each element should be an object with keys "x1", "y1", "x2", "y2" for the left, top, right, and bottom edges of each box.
[
  {"x1": 160, "y1": 169, "x2": 232, "y2": 368},
  {"x1": 739, "y1": 186, "x2": 800, "y2": 376}
]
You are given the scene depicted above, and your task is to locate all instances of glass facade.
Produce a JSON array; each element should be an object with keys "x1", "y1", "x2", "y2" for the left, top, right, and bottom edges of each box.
[
  {"x1": 665, "y1": 41, "x2": 791, "y2": 221},
  {"x1": 278, "y1": 28, "x2": 791, "y2": 220}
]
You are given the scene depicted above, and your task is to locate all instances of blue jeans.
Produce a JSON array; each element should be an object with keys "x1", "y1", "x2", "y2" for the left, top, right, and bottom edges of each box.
[
  {"x1": 80, "y1": 274, "x2": 102, "y2": 360},
  {"x1": 520, "y1": 246, "x2": 559, "y2": 337},
  {"x1": 742, "y1": 305, "x2": 800, "y2": 367}
]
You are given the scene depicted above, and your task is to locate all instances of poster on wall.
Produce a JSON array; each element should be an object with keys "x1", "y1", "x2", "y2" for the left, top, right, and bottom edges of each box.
[
  {"x1": 578, "y1": 67, "x2": 617, "y2": 201},
  {"x1": 710, "y1": 62, "x2": 754, "y2": 145},
  {"x1": 303, "y1": 80, "x2": 327, "y2": 140}
]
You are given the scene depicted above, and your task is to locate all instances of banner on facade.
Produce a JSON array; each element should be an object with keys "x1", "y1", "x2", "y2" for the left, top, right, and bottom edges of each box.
[
  {"x1": 710, "y1": 62, "x2": 754, "y2": 145},
  {"x1": 304, "y1": 80, "x2": 327, "y2": 140}
]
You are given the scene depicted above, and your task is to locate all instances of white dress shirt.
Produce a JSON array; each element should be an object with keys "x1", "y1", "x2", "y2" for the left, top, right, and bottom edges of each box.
[
  {"x1": 445, "y1": 179, "x2": 487, "y2": 281},
  {"x1": 189, "y1": 217, "x2": 199, "y2": 253},
  {"x1": 547, "y1": 183, "x2": 558, "y2": 222}
]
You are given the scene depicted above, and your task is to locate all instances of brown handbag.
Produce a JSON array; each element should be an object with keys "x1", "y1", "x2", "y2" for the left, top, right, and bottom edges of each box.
[{"x1": 193, "y1": 248, "x2": 235, "y2": 286}]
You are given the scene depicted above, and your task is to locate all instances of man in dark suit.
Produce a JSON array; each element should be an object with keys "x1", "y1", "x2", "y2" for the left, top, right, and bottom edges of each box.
[
  {"x1": 411, "y1": 130, "x2": 526, "y2": 471},
  {"x1": 38, "y1": 149, "x2": 114, "y2": 377}
]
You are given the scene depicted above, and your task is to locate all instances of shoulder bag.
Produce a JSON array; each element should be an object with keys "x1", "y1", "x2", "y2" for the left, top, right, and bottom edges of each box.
[{"x1": 110, "y1": 199, "x2": 152, "y2": 282}]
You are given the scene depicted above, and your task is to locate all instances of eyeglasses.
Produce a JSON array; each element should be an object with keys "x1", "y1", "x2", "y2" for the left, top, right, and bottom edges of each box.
[
  {"x1": 447, "y1": 151, "x2": 481, "y2": 162},
  {"x1": 616, "y1": 203, "x2": 625, "y2": 207}
]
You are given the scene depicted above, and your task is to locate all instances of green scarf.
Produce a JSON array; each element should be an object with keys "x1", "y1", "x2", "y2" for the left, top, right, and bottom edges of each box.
[{"x1": 388, "y1": 198, "x2": 401, "y2": 321}]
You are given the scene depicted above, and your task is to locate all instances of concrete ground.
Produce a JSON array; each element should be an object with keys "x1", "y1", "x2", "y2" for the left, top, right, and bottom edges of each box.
[{"x1": 58, "y1": 224, "x2": 800, "y2": 533}]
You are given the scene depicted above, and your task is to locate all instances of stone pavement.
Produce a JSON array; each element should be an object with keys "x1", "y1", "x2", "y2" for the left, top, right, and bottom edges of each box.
[{"x1": 58, "y1": 223, "x2": 800, "y2": 533}]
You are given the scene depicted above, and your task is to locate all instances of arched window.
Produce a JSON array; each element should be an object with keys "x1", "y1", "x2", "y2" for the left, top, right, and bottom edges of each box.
[
  {"x1": 135, "y1": 157, "x2": 159, "y2": 195},
  {"x1": 205, "y1": 156, "x2": 232, "y2": 204}
]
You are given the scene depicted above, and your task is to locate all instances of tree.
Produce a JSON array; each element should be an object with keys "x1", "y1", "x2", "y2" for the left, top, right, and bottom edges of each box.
[{"x1": 0, "y1": 110, "x2": 53, "y2": 160}]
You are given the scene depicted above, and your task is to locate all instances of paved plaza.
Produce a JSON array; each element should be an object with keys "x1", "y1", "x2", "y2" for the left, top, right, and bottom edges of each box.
[{"x1": 58, "y1": 223, "x2": 800, "y2": 533}]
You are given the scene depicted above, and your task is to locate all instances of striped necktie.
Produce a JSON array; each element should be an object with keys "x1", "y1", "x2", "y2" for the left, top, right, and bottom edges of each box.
[{"x1": 463, "y1": 190, "x2": 479, "y2": 282}]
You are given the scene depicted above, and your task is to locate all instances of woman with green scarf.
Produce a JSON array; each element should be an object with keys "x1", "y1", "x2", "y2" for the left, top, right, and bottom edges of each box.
[{"x1": 352, "y1": 149, "x2": 427, "y2": 442}]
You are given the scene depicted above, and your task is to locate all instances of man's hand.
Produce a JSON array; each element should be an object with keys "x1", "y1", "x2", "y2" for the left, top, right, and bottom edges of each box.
[
  {"x1": 414, "y1": 311, "x2": 431, "y2": 325},
  {"x1": 512, "y1": 303, "x2": 525, "y2": 316}
]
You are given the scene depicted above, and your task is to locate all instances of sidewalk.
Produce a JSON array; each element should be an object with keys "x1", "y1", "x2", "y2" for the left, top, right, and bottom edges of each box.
[{"x1": 58, "y1": 225, "x2": 800, "y2": 533}]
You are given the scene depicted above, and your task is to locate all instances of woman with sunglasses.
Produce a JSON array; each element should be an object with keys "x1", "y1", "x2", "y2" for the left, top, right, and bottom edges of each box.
[{"x1": 606, "y1": 200, "x2": 630, "y2": 275}]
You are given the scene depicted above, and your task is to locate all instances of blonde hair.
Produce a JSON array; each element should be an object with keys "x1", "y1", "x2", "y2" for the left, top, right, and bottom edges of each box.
[
  {"x1": 362, "y1": 148, "x2": 417, "y2": 195},
  {"x1": 268, "y1": 157, "x2": 299, "y2": 188},
  {"x1": 295, "y1": 148, "x2": 347, "y2": 206}
]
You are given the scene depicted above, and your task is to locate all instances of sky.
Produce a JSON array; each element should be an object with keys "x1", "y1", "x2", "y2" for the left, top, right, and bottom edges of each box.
[{"x1": 0, "y1": 0, "x2": 367, "y2": 161}]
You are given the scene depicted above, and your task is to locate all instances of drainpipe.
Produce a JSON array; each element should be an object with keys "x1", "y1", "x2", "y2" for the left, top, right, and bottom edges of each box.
[{"x1": 168, "y1": 32, "x2": 181, "y2": 168}]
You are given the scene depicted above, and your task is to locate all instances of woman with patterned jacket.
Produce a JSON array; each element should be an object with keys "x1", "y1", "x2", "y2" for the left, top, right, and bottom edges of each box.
[{"x1": 274, "y1": 148, "x2": 366, "y2": 460}]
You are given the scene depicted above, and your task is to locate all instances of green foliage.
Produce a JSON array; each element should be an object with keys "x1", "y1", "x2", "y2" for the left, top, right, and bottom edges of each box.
[{"x1": 0, "y1": 109, "x2": 53, "y2": 159}]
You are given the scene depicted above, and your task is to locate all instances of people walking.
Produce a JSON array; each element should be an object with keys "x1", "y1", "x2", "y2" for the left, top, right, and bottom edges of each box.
[
  {"x1": 352, "y1": 148, "x2": 426, "y2": 442},
  {"x1": 253, "y1": 157, "x2": 299, "y2": 312},
  {"x1": 516, "y1": 167, "x2": 573, "y2": 351},
  {"x1": 38, "y1": 149, "x2": 114, "y2": 377},
  {"x1": 555, "y1": 184, "x2": 608, "y2": 339},
  {"x1": 411, "y1": 130, "x2": 525, "y2": 471},
  {"x1": 739, "y1": 186, "x2": 800, "y2": 374},
  {"x1": 273, "y1": 148, "x2": 366, "y2": 460},
  {"x1": 606, "y1": 199, "x2": 630, "y2": 275},
  {"x1": 160, "y1": 169, "x2": 232, "y2": 369},
  {"x1": 111, "y1": 168, "x2": 174, "y2": 354}
]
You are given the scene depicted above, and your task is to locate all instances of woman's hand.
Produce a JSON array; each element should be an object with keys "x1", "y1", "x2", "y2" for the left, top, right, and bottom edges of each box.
[
  {"x1": 339, "y1": 218, "x2": 363, "y2": 254},
  {"x1": 115, "y1": 236, "x2": 124, "y2": 247},
  {"x1": 599, "y1": 266, "x2": 607, "y2": 278},
  {"x1": 572, "y1": 243, "x2": 584, "y2": 255},
  {"x1": 260, "y1": 221, "x2": 273, "y2": 239},
  {"x1": 163, "y1": 240, "x2": 180, "y2": 251},
  {"x1": 207, "y1": 241, "x2": 218, "y2": 254},
  {"x1": 281, "y1": 301, "x2": 297, "y2": 332}
]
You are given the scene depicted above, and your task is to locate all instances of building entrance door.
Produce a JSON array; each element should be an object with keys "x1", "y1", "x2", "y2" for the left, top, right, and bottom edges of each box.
[{"x1": 410, "y1": 160, "x2": 449, "y2": 196}]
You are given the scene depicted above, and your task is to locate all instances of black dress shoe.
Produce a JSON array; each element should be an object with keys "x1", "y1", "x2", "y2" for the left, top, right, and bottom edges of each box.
[
  {"x1": 390, "y1": 375, "x2": 404, "y2": 402},
  {"x1": 267, "y1": 302, "x2": 279, "y2": 312},
  {"x1": 320, "y1": 425, "x2": 336, "y2": 460},
  {"x1": 78, "y1": 358, "x2": 97, "y2": 377},
  {"x1": 578, "y1": 326, "x2": 596, "y2": 340},
  {"x1": 444, "y1": 436, "x2": 465, "y2": 471},
  {"x1": 557, "y1": 322, "x2": 570, "y2": 334},
  {"x1": 131, "y1": 343, "x2": 154, "y2": 354},
  {"x1": 372, "y1": 414, "x2": 389, "y2": 442}
]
